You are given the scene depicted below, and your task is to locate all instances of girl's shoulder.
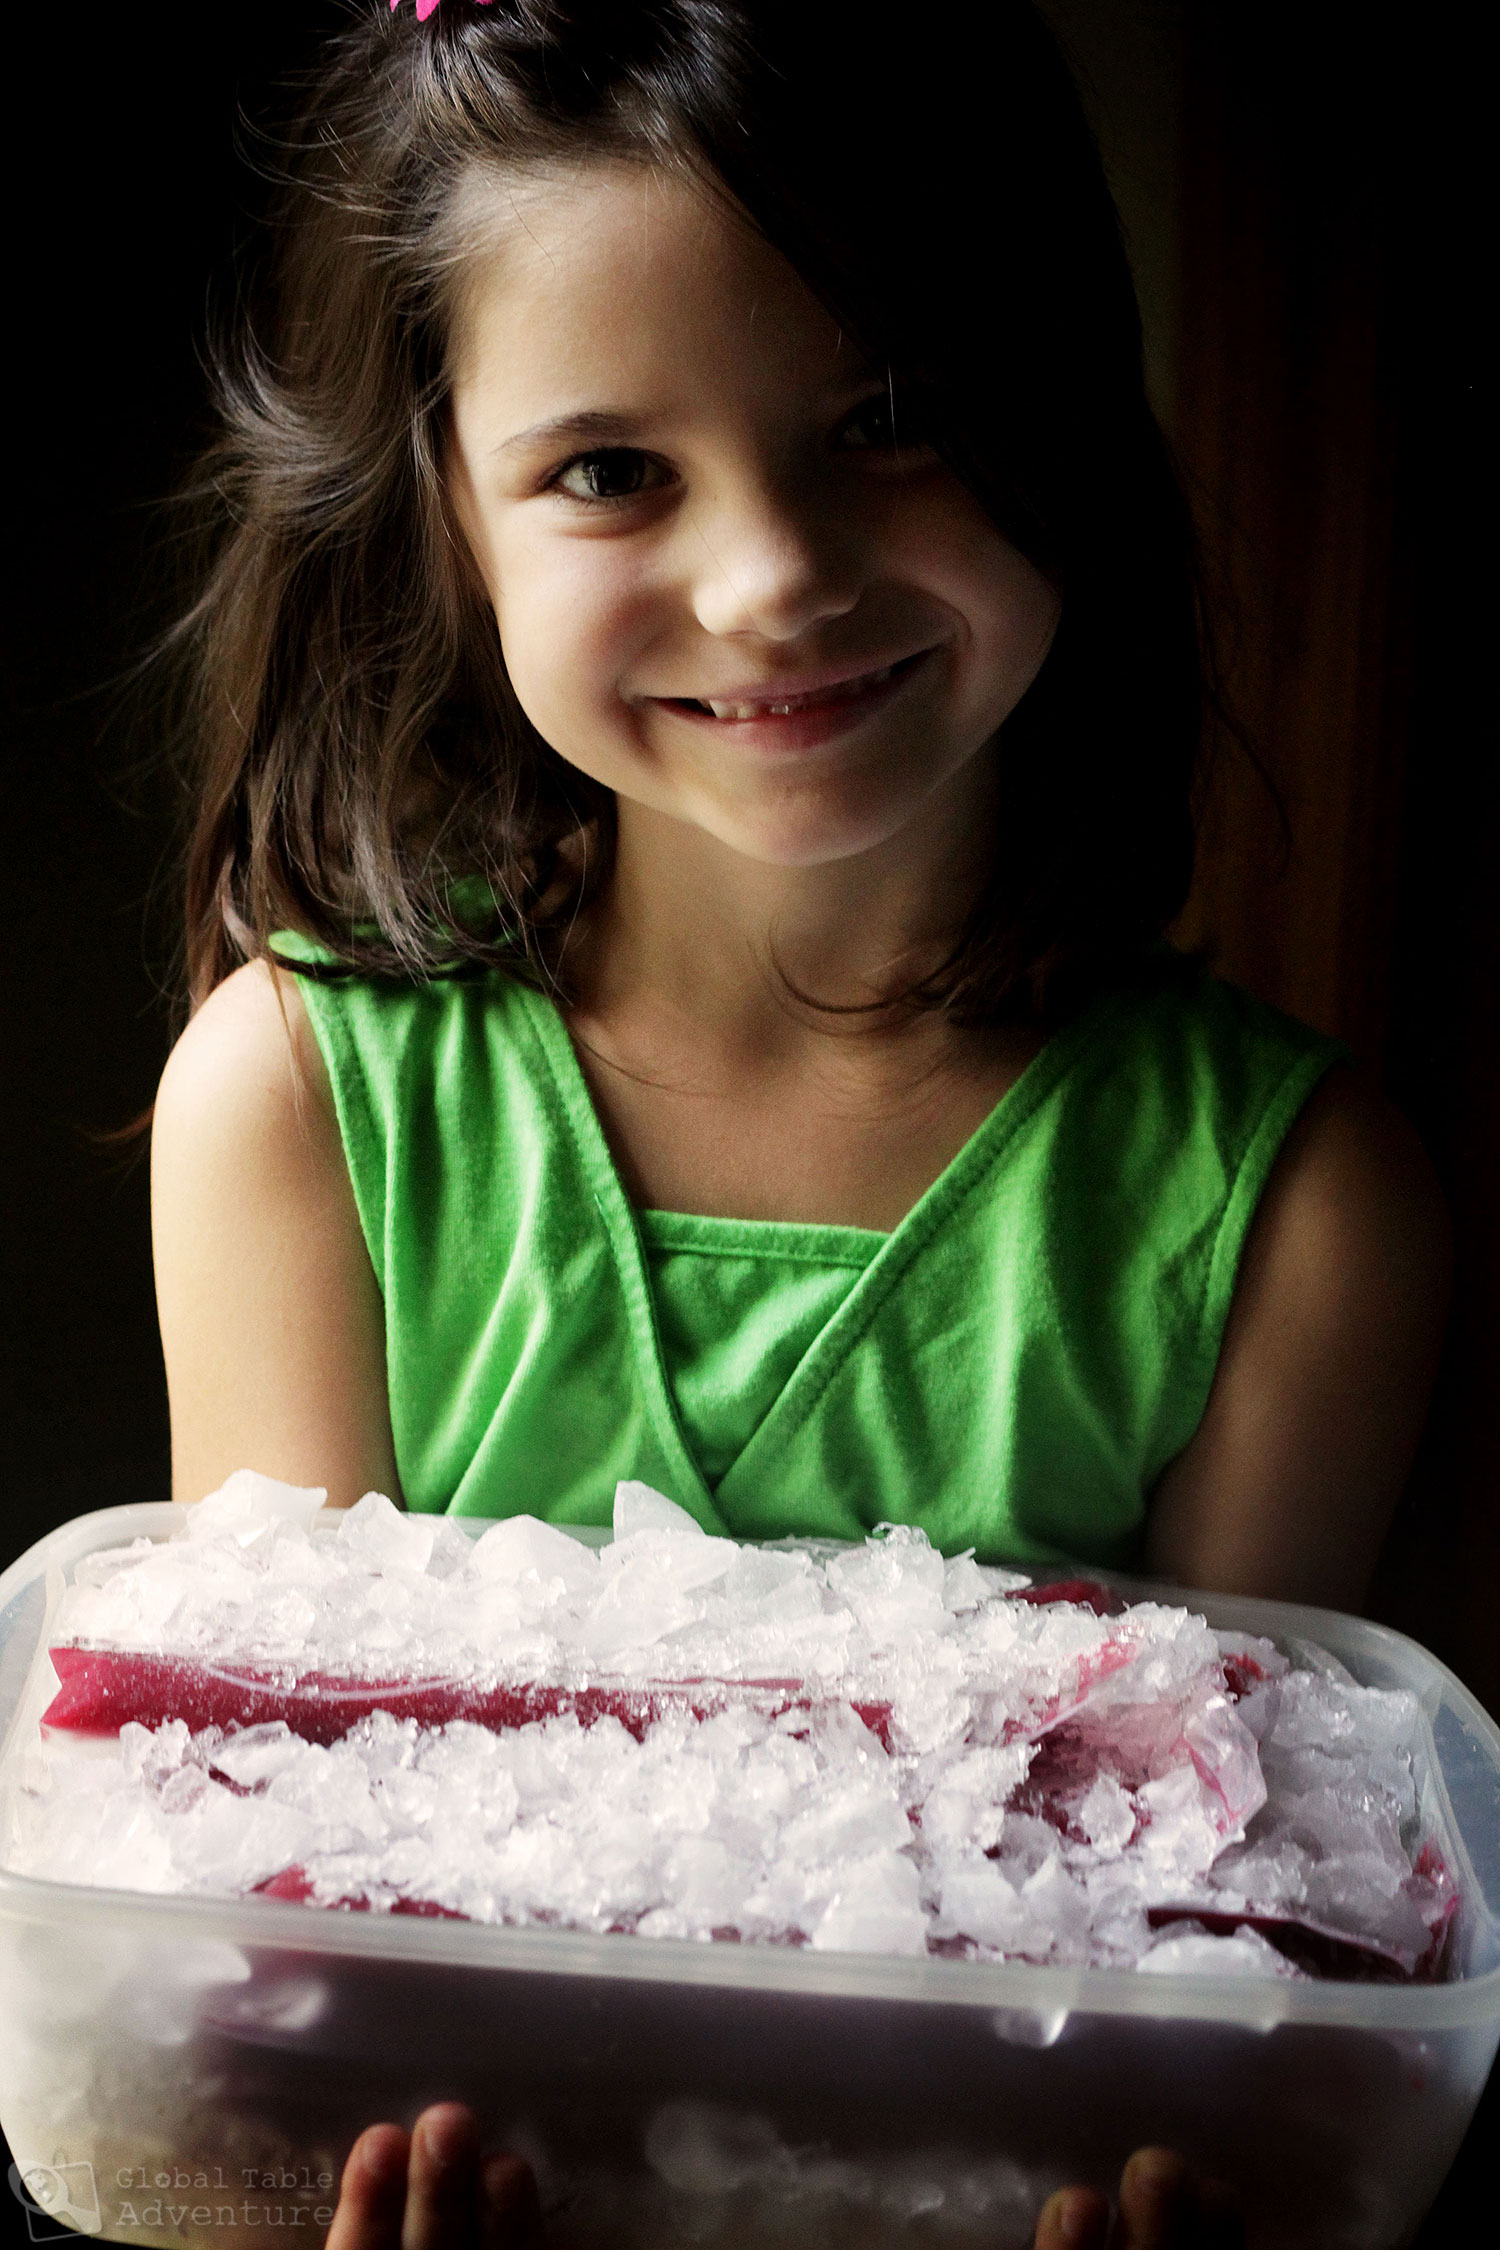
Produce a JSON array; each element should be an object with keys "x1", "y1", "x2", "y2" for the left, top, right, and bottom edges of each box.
[
  {"x1": 1051, "y1": 949, "x2": 1346, "y2": 1198},
  {"x1": 153, "y1": 961, "x2": 349, "y2": 1303},
  {"x1": 154, "y1": 951, "x2": 541, "y2": 1258},
  {"x1": 155, "y1": 957, "x2": 327, "y2": 1145},
  {"x1": 1086, "y1": 947, "x2": 1341, "y2": 1077},
  {"x1": 1054, "y1": 953, "x2": 1446, "y2": 1353}
]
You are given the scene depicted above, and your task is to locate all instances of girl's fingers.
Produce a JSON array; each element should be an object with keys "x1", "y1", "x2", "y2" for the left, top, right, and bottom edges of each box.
[
  {"x1": 324, "y1": 2124, "x2": 411, "y2": 2250},
  {"x1": 1115, "y1": 2148, "x2": 1244, "y2": 2247},
  {"x1": 322, "y1": 2106, "x2": 542, "y2": 2250},
  {"x1": 1116, "y1": 2146, "x2": 1191, "y2": 2245},
  {"x1": 479, "y1": 2151, "x2": 547, "y2": 2249},
  {"x1": 1033, "y1": 2186, "x2": 1112, "y2": 2247},
  {"x1": 402, "y1": 2103, "x2": 483, "y2": 2250}
]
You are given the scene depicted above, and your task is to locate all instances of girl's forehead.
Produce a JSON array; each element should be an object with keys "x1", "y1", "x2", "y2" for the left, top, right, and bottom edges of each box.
[{"x1": 448, "y1": 160, "x2": 852, "y2": 408}]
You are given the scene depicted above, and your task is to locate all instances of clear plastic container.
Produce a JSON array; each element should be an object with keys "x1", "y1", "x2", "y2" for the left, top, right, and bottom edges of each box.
[{"x1": 1, "y1": 1503, "x2": 1497, "y2": 2249}]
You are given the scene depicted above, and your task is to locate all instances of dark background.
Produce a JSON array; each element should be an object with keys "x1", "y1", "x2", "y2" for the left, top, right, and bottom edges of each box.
[{"x1": 0, "y1": 2, "x2": 1490, "y2": 2239}]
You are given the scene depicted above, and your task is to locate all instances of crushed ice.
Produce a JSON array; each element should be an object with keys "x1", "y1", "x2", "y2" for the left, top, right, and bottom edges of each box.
[{"x1": 6, "y1": 1474, "x2": 1456, "y2": 1979}]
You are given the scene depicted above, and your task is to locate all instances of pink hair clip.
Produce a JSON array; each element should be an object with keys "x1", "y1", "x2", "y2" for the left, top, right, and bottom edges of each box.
[{"x1": 393, "y1": 0, "x2": 498, "y2": 17}]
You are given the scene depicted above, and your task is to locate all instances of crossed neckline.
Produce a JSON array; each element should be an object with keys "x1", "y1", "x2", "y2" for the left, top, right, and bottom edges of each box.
[
  {"x1": 635, "y1": 1206, "x2": 890, "y2": 1262},
  {"x1": 513, "y1": 978, "x2": 1113, "y2": 1517}
]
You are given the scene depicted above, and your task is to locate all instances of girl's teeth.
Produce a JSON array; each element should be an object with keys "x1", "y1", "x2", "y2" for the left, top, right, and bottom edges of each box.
[{"x1": 701, "y1": 661, "x2": 899, "y2": 722}]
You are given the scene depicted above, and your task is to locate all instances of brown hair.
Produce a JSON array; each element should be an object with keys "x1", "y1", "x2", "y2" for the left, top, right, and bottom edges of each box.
[{"x1": 176, "y1": 0, "x2": 1202, "y2": 1019}]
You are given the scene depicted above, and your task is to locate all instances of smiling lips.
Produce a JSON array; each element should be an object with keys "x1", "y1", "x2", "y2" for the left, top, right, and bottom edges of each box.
[{"x1": 663, "y1": 648, "x2": 931, "y2": 727}]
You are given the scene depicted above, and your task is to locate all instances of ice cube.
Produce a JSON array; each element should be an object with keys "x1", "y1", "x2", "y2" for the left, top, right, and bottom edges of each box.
[
  {"x1": 826, "y1": 1528, "x2": 948, "y2": 1647},
  {"x1": 1076, "y1": 1773, "x2": 1135, "y2": 1855},
  {"x1": 465, "y1": 1514, "x2": 601, "y2": 1595},
  {"x1": 1181, "y1": 1687, "x2": 1268, "y2": 1830},
  {"x1": 810, "y1": 1849, "x2": 926, "y2": 1955},
  {"x1": 781, "y1": 1777, "x2": 911, "y2": 1868},
  {"x1": 939, "y1": 1860, "x2": 1051, "y2": 1956},
  {"x1": 918, "y1": 1743, "x2": 1030, "y2": 1857},
  {"x1": 660, "y1": 1836, "x2": 757, "y2": 1926},
  {"x1": 1134, "y1": 1764, "x2": 1226, "y2": 1879},
  {"x1": 186, "y1": 1469, "x2": 327, "y2": 1543},
  {"x1": 1139, "y1": 1926, "x2": 1297, "y2": 1979},
  {"x1": 941, "y1": 1554, "x2": 986, "y2": 1614},
  {"x1": 336, "y1": 1493, "x2": 436, "y2": 1573},
  {"x1": 612, "y1": 1482, "x2": 705, "y2": 1540}
]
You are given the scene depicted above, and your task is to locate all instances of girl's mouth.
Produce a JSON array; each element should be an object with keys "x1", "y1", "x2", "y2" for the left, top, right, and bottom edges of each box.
[{"x1": 660, "y1": 648, "x2": 933, "y2": 735}]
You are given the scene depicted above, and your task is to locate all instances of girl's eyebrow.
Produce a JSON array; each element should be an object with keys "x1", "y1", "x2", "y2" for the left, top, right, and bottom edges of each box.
[
  {"x1": 492, "y1": 368, "x2": 892, "y2": 462},
  {"x1": 492, "y1": 408, "x2": 644, "y2": 458}
]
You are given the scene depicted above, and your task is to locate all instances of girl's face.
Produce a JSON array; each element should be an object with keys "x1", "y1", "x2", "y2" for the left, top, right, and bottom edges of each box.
[{"x1": 448, "y1": 164, "x2": 1060, "y2": 870}]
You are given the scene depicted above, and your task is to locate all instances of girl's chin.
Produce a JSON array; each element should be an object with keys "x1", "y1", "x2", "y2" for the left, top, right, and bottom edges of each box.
[
  {"x1": 599, "y1": 734, "x2": 997, "y2": 869},
  {"x1": 670, "y1": 793, "x2": 942, "y2": 871}
]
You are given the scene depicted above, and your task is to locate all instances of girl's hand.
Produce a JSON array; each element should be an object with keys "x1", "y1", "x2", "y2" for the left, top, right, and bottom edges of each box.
[
  {"x1": 1035, "y1": 2149, "x2": 1243, "y2": 2248},
  {"x1": 324, "y1": 2115, "x2": 1241, "y2": 2250},
  {"x1": 324, "y1": 2104, "x2": 543, "y2": 2250}
]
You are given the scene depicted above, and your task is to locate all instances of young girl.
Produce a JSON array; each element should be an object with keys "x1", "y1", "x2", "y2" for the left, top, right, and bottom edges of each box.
[{"x1": 149, "y1": 0, "x2": 1447, "y2": 2241}]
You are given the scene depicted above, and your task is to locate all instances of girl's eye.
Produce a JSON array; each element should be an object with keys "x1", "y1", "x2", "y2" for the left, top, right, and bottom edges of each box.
[
  {"x1": 553, "y1": 448, "x2": 668, "y2": 503},
  {"x1": 838, "y1": 392, "x2": 928, "y2": 455}
]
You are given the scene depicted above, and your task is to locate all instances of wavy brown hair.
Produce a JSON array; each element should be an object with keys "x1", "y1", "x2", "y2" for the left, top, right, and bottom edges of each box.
[{"x1": 177, "y1": 0, "x2": 1202, "y2": 1018}]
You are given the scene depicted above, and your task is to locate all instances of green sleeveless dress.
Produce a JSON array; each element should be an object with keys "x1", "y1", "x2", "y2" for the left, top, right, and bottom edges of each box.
[{"x1": 278, "y1": 943, "x2": 1341, "y2": 1566}]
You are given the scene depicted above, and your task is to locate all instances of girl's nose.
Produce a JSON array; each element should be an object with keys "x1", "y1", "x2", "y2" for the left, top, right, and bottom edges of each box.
[{"x1": 687, "y1": 482, "x2": 861, "y2": 643}]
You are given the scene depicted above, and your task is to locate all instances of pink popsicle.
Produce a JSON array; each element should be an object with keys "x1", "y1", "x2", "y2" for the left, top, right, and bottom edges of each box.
[{"x1": 43, "y1": 1646, "x2": 895, "y2": 1749}]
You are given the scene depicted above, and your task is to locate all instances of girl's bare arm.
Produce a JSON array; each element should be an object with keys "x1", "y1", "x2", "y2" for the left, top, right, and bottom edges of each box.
[
  {"x1": 1146, "y1": 1070, "x2": 1451, "y2": 1608},
  {"x1": 151, "y1": 960, "x2": 401, "y2": 1510}
]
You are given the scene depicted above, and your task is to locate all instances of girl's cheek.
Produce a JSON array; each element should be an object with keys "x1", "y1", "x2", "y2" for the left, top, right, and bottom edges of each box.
[
  {"x1": 495, "y1": 540, "x2": 661, "y2": 753},
  {"x1": 900, "y1": 493, "x2": 1060, "y2": 715}
]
